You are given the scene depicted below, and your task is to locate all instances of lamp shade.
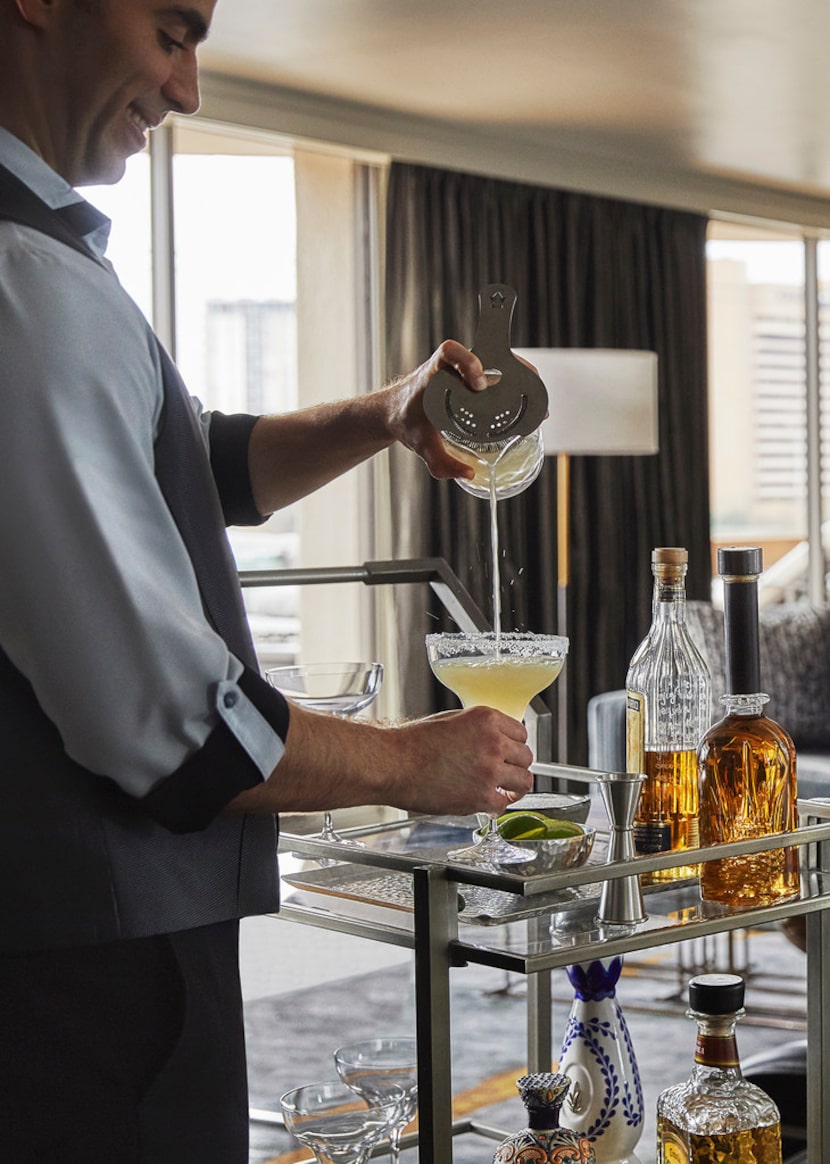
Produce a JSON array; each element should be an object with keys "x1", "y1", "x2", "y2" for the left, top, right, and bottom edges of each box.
[{"x1": 513, "y1": 348, "x2": 659, "y2": 456}]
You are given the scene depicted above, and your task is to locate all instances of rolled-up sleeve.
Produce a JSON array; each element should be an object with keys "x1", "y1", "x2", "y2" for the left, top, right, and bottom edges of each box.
[
  {"x1": 206, "y1": 409, "x2": 268, "y2": 528},
  {"x1": 141, "y1": 666, "x2": 289, "y2": 832}
]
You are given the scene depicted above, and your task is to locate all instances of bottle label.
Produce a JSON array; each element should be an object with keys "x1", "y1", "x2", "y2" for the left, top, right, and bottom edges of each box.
[
  {"x1": 633, "y1": 820, "x2": 673, "y2": 854},
  {"x1": 626, "y1": 690, "x2": 645, "y2": 774},
  {"x1": 656, "y1": 1119, "x2": 688, "y2": 1164},
  {"x1": 695, "y1": 1033, "x2": 740, "y2": 1068}
]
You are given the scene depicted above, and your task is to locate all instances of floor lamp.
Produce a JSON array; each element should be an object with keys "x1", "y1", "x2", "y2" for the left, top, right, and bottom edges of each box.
[{"x1": 515, "y1": 348, "x2": 659, "y2": 763}]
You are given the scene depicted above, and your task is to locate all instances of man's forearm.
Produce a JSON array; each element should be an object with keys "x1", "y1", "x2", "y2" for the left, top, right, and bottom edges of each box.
[
  {"x1": 246, "y1": 341, "x2": 489, "y2": 514},
  {"x1": 227, "y1": 702, "x2": 392, "y2": 814},
  {"x1": 247, "y1": 394, "x2": 395, "y2": 514},
  {"x1": 226, "y1": 701, "x2": 535, "y2": 819}
]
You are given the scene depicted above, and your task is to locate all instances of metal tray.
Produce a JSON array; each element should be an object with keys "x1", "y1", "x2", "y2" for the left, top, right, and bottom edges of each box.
[{"x1": 282, "y1": 860, "x2": 606, "y2": 926}]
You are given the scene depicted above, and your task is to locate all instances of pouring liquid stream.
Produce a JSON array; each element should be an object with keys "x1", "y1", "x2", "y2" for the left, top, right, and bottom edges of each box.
[
  {"x1": 485, "y1": 434, "x2": 523, "y2": 645},
  {"x1": 489, "y1": 463, "x2": 501, "y2": 642},
  {"x1": 427, "y1": 422, "x2": 567, "y2": 868}
]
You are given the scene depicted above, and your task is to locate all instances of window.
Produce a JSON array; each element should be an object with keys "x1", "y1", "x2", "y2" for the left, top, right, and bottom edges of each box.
[
  {"x1": 706, "y1": 223, "x2": 819, "y2": 603},
  {"x1": 167, "y1": 121, "x2": 301, "y2": 667},
  {"x1": 82, "y1": 152, "x2": 152, "y2": 319},
  {"x1": 159, "y1": 120, "x2": 390, "y2": 674}
]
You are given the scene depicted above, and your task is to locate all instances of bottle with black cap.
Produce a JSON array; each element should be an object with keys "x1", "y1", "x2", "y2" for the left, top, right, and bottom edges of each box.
[
  {"x1": 697, "y1": 546, "x2": 799, "y2": 907},
  {"x1": 656, "y1": 973, "x2": 782, "y2": 1163}
]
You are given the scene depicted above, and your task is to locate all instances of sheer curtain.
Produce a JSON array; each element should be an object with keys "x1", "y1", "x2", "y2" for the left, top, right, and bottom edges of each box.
[{"x1": 385, "y1": 163, "x2": 709, "y2": 764}]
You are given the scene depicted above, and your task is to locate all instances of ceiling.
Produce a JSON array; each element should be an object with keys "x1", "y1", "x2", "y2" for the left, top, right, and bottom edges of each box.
[{"x1": 201, "y1": 0, "x2": 830, "y2": 214}]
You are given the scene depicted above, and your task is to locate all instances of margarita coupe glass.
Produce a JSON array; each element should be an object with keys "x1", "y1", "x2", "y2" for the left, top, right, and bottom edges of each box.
[
  {"x1": 265, "y1": 661, "x2": 383, "y2": 846},
  {"x1": 280, "y1": 1080, "x2": 401, "y2": 1164},
  {"x1": 425, "y1": 631, "x2": 568, "y2": 864},
  {"x1": 334, "y1": 1037, "x2": 418, "y2": 1164}
]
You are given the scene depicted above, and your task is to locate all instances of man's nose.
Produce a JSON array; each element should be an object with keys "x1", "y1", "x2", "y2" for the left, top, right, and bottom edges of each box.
[{"x1": 163, "y1": 53, "x2": 201, "y2": 116}]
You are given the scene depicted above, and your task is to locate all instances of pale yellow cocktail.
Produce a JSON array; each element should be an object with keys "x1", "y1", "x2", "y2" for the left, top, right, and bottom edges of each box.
[{"x1": 430, "y1": 655, "x2": 564, "y2": 721}]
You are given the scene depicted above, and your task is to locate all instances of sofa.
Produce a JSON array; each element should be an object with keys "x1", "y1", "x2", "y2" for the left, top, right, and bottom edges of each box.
[{"x1": 587, "y1": 600, "x2": 830, "y2": 800}]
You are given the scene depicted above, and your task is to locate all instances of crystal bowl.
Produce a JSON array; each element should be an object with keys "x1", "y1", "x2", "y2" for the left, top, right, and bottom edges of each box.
[{"x1": 474, "y1": 824, "x2": 596, "y2": 876}]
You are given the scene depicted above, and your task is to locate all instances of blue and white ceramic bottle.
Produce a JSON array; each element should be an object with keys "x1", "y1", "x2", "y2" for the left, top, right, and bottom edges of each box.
[{"x1": 557, "y1": 956, "x2": 644, "y2": 1164}]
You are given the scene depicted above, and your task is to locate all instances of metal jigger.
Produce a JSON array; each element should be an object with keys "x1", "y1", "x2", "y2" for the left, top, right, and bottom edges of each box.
[{"x1": 595, "y1": 772, "x2": 647, "y2": 927}]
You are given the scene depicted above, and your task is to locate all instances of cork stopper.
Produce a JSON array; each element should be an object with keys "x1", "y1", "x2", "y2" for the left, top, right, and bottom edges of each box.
[
  {"x1": 652, "y1": 546, "x2": 688, "y2": 584},
  {"x1": 652, "y1": 547, "x2": 688, "y2": 566}
]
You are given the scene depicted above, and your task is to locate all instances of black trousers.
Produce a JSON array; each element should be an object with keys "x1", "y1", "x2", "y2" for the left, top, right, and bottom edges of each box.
[{"x1": 0, "y1": 919, "x2": 248, "y2": 1163}]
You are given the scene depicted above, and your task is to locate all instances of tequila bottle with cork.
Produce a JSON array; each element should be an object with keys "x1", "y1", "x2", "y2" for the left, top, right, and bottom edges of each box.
[
  {"x1": 656, "y1": 973, "x2": 782, "y2": 1163},
  {"x1": 698, "y1": 546, "x2": 799, "y2": 907},
  {"x1": 626, "y1": 547, "x2": 711, "y2": 880}
]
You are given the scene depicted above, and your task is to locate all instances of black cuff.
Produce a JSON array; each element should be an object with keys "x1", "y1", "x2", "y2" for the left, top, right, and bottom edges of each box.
[
  {"x1": 208, "y1": 411, "x2": 268, "y2": 527},
  {"x1": 237, "y1": 666, "x2": 291, "y2": 740},
  {"x1": 141, "y1": 667, "x2": 290, "y2": 834}
]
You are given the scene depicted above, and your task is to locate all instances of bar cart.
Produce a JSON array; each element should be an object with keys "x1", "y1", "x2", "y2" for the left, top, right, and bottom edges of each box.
[{"x1": 241, "y1": 561, "x2": 830, "y2": 1163}]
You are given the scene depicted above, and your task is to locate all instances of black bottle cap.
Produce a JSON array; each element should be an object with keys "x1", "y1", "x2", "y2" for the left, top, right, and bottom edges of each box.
[
  {"x1": 717, "y1": 546, "x2": 762, "y2": 578},
  {"x1": 688, "y1": 973, "x2": 745, "y2": 1014},
  {"x1": 717, "y1": 546, "x2": 763, "y2": 692}
]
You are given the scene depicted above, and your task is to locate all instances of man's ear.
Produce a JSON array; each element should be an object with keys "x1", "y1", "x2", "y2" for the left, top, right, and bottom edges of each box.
[{"x1": 13, "y1": 0, "x2": 57, "y2": 31}]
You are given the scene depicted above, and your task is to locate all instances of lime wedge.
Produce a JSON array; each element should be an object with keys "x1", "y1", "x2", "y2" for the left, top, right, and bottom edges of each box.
[
  {"x1": 511, "y1": 825, "x2": 549, "y2": 839},
  {"x1": 541, "y1": 819, "x2": 585, "y2": 839},
  {"x1": 496, "y1": 810, "x2": 551, "y2": 839}
]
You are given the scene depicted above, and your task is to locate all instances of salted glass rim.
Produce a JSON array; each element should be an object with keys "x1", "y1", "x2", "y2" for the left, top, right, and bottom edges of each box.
[{"x1": 425, "y1": 631, "x2": 568, "y2": 652}]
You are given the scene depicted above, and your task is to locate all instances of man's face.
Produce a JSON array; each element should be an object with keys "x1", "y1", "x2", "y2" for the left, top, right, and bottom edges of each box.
[{"x1": 50, "y1": 1, "x2": 216, "y2": 185}]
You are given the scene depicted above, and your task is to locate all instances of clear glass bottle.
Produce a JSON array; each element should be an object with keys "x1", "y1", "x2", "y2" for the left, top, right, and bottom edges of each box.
[
  {"x1": 656, "y1": 973, "x2": 782, "y2": 1163},
  {"x1": 698, "y1": 547, "x2": 799, "y2": 907},
  {"x1": 626, "y1": 548, "x2": 711, "y2": 880}
]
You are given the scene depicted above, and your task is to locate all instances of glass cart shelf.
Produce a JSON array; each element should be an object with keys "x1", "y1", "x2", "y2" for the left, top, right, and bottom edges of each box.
[{"x1": 274, "y1": 798, "x2": 830, "y2": 1164}]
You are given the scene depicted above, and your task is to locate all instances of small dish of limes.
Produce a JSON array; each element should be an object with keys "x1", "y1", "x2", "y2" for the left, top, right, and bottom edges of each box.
[
  {"x1": 474, "y1": 811, "x2": 595, "y2": 875},
  {"x1": 496, "y1": 810, "x2": 585, "y2": 842}
]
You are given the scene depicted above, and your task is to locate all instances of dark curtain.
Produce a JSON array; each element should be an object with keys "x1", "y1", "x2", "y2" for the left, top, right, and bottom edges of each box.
[{"x1": 385, "y1": 163, "x2": 710, "y2": 764}]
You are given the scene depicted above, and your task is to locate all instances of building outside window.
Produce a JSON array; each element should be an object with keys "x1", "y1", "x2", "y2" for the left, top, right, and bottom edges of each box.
[
  {"x1": 205, "y1": 299, "x2": 296, "y2": 418},
  {"x1": 706, "y1": 225, "x2": 830, "y2": 604}
]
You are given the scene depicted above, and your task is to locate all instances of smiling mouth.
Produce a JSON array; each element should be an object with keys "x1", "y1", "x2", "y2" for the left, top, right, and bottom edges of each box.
[
  {"x1": 127, "y1": 105, "x2": 164, "y2": 137},
  {"x1": 127, "y1": 107, "x2": 149, "y2": 133}
]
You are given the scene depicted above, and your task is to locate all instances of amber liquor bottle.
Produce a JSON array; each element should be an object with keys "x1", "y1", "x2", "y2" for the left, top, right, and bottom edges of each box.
[
  {"x1": 626, "y1": 548, "x2": 711, "y2": 880},
  {"x1": 656, "y1": 973, "x2": 782, "y2": 1163},
  {"x1": 698, "y1": 546, "x2": 799, "y2": 907}
]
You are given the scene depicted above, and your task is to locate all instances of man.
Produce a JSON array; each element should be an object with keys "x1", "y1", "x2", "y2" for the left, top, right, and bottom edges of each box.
[{"x1": 0, "y1": 1, "x2": 534, "y2": 1160}]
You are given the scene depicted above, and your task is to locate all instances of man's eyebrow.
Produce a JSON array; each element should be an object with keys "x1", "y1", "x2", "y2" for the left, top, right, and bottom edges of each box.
[{"x1": 161, "y1": 6, "x2": 210, "y2": 43}]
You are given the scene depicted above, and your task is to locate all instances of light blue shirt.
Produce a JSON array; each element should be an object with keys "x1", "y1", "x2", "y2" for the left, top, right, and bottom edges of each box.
[{"x1": 0, "y1": 128, "x2": 284, "y2": 799}]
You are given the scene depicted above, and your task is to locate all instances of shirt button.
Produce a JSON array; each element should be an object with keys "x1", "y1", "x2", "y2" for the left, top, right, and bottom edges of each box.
[{"x1": 223, "y1": 690, "x2": 239, "y2": 709}]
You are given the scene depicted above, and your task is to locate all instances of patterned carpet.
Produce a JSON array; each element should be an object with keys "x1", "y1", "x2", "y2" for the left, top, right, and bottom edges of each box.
[{"x1": 245, "y1": 922, "x2": 808, "y2": 1164}]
